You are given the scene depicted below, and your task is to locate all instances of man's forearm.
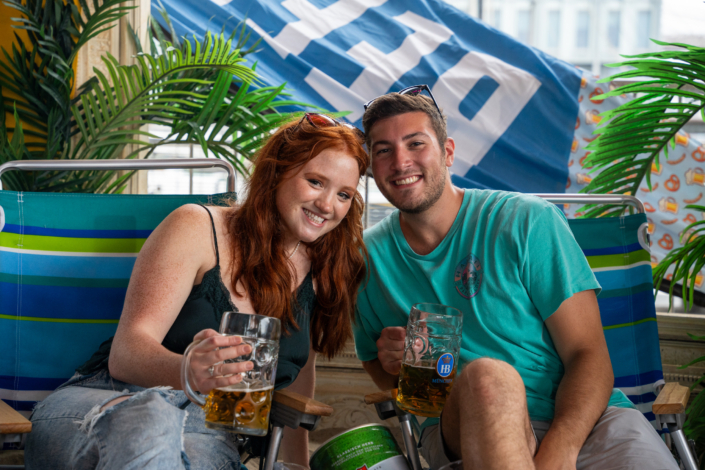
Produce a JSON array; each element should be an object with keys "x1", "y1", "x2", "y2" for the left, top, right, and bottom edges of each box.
[
  {"x1": 362, "y1": 358, "x2": 400, "y2": 390},
  {"x1": 535, "y1": 350, "x2": 613, "y2": 464}
]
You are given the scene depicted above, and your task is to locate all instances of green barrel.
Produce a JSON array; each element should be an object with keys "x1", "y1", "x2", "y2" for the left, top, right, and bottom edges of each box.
[{"x1": 310, "y1": 424, "x2": 410, "y2": 470}]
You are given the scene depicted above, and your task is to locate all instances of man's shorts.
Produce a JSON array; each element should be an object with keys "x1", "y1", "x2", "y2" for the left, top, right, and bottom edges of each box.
[{"x1": 419, "y1": 407, "x2": 679, "y2": 470}]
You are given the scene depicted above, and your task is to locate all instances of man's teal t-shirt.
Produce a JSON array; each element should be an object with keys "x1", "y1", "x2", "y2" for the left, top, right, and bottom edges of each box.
[{"x1": 354, "y1": 190, "x2": 634, "y2": 429}]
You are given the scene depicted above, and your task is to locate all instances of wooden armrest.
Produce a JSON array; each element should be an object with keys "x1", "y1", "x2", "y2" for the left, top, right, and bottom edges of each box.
[
  {"x1": 364, "y1": 389, "x2": 398, "y2": 405},
  {"x1": 273, "y1": 390, "x2": 333, "y2": 417},
  {"x1": 0, "y1": 399, "x2": 32, "y2": 434},
  {"x1": 653, "y1": 382, "x2": 691, "y2": 415}
]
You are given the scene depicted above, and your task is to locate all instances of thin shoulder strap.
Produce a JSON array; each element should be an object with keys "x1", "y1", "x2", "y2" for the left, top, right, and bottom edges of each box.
[{"x1": 196, "y1": 204, "x2": 220, "y2": 266}]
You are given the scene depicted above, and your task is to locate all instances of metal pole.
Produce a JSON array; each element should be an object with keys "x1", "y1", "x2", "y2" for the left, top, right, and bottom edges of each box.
[
  {"x1": 669, "y1": 428, "x2": 698, "y2": 470},
  {"x1": 189, "y1": 145, "x2": 194, "y2": 195},
  {"x1": 263, "y1": 426, "x2": 284, "y2": 470},
  {"x1": 364, "y1": 174, "x2": 370, "y2": 229},
  {"x1": 531, "y1": 193, "x2": 645, "y2": 214},
  {"x1": 0, "y1": 159, "x2": 237, "y2": 192},
  {"x1": 398, "y1": 415, "x2": 423, "y2": 470}
]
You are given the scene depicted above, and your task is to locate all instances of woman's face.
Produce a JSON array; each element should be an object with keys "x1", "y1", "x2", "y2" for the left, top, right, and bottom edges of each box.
[{"x1": 275, "y1": 147, "x2": 360, "y2": 247}]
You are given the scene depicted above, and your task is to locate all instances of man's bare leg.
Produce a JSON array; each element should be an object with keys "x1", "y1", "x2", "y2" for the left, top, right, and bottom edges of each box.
[{"x1": 441, "y1": 358, "x2": 536, "y2": 470}]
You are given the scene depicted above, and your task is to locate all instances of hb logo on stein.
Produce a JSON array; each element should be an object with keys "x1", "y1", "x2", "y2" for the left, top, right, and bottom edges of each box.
[{"x1": 437, "y1": 353, "x2": 454, "y2": 378}]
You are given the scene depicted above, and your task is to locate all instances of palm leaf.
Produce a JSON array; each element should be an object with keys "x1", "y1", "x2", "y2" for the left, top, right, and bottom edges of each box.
[
  {"x1": 0, "y1": 0, "x2": 134, "y2": 164},
  {"x1": 652, "y1": 203, "x2": 705, "y2": 311},
  {"x1": 581, "y1": 40, "x2": 705, "y2": 217},
  {"x1": 70, "y1": 32, "x2": 256, "y2": 162}
]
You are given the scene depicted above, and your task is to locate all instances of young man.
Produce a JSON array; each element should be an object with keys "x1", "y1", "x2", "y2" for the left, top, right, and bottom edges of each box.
[{"x1": 353, "y1": 88, "x2": 677, "y2": 470}]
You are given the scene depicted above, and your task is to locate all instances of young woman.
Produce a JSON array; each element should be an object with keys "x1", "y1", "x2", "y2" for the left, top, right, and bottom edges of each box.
[{"x1": 26, "y1": 114, "x2": 369, "y2": 470}]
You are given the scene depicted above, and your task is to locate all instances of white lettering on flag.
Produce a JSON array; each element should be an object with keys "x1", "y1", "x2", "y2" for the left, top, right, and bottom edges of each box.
[
  {"x1": 247, "y1": 2, "x2": 541, "y2": 172},
  {"x1": 433, "y1": 51, "x2": 541, "y2": 175},
  {"x1": 246, "y1": 0, "x2": 387, "y2": 59},
  {"x1": 306, "y1": 11, "x2": 452, "y2": 122}
]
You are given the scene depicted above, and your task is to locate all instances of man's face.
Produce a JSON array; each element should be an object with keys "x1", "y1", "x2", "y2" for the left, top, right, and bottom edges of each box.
[{"x1": 368, "y1": 112, "x2": 454, "y2": 214}]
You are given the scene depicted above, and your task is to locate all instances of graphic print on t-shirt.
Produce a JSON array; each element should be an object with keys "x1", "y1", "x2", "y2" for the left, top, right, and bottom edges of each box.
[{"x1": 454, "y1": 254, "x2": 483, "y2": 299}]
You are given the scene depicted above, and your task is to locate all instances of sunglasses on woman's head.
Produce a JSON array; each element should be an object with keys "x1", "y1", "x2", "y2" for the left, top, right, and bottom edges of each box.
[
  {"x1": 363, "y1": 84, "x2": 443, "y2": 118},
  {"x1": 297, "y1": 113, "x2": 364, "y2": 140}
]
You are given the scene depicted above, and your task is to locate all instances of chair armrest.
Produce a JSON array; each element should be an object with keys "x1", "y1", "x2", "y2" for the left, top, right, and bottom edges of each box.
[
  {"x1": 273, "y1": 390, "x2": 333, "y2": 417},
  {"x1": 0, "y1": 400, "x2": 31, "y2": 434},
  {"x1": 364, "y1": 389, "x2": 398, "y2": 405},
  {"x1": 653, "y1": 382, "x2": 690, "y2": 415}
]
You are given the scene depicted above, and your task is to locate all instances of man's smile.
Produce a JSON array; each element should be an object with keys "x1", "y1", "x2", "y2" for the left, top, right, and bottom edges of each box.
[{"x1": 392, "y1": 175, "x2": 422, "y2": 186}]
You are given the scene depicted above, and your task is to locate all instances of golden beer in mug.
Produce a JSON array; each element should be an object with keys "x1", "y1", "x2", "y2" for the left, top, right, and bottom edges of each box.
[
  {"x1": 182, "y1": 312, "x2": 280, "y2": 436},
  {"x1": 397, "y1": 362, "x2": 458, "y2": 418},
  {"x1": 396, "y1": 303, "x2": 462, "y2": 418},
  {"x1": 204, "y1": 386, "x2": 274, "y2": 433}
]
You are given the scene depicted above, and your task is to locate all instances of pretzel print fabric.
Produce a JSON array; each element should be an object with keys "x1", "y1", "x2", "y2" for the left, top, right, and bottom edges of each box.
[{"x1": 565, "y1": 72, "x2": 705, "y2": 297}]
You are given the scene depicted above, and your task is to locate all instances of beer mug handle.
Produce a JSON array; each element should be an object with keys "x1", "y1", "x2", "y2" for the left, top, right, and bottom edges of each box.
[{"x1": 181, "y1": 341, "x2": 206, "y2": 407}]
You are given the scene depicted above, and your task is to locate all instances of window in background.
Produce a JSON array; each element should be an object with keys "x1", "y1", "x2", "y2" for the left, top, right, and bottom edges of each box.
[
  {"x1": 608, "y1": 10, "x2": 621, "y2": 48},
  {"x1": 576, "y1": 10, "x2": 590, "y2": 48},
  {"x1": 145, "y1": 124, "x2": 238, "y2": 195},
  {"x1": 446, "y1": 0, "x2": 471, "y2": 13},
  {"x1": 600, "y1": 64, "x2": 616, "y2": 79},
  {"x1": 493, "y1": 8, "x2": 501, "y2": 29},
  {"x1": 547, "y1": 10, "x2": 560, "y2": 48},
  {"x1": 517, "y1": 9, "x2": 531, "y2": 44},
  {"x1": 637, "y1": 10, "x2": 652, "y2": 48}
]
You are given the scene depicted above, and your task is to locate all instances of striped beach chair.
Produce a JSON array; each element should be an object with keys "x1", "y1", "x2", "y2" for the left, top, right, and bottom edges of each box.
[
  {"x1": 0, "y1": 160, "x2": 335, "y2": 470},
  {"x1": 0, "y1": 159, "x2": 236, "y2": 422},
  {"x1": 539, "y1": 193, "x2": 695, "y2": 469},
  {"x1": 555, "y1": 196, "x2": 662, "y2": 426}
]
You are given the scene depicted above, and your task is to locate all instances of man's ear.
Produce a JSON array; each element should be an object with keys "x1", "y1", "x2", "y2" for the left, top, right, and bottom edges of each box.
[{"x1": 444, "y1": 137, "x2": 456, "y2": 168}]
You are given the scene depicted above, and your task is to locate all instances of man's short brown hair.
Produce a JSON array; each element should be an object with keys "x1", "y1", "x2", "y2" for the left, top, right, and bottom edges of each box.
[{"x1": 362, "y1": 93, "x2": 448, "y2": 149}]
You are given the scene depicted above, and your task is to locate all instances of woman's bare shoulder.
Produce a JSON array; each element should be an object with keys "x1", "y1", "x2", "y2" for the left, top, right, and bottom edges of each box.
[{"x1": 141, "y1": 204, "x2": 221, "y2": 266}]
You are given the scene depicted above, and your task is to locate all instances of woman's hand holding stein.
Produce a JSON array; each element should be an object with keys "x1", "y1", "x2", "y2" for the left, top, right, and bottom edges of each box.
[{"x1": 186, "y1": 328, "x2": 254, "y2": 395}]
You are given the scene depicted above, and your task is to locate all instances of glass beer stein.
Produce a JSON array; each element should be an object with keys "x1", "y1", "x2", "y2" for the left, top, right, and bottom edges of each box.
[
  {"x1": 182, "y1": 311, "x2": 281, "y2": 436},
  {"x1": 396, "y1": 303, "x2": 463, "y2": 418}
]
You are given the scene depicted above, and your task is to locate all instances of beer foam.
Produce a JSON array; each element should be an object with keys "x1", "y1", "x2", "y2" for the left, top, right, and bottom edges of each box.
[{"x1": 217, "y1": 384, "x2": 274, "y2": 392}]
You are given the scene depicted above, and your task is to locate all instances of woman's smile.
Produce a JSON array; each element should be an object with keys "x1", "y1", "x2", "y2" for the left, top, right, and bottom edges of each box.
[{"x1": 303, "y1": 208, "x2": 326, "y2": 225}]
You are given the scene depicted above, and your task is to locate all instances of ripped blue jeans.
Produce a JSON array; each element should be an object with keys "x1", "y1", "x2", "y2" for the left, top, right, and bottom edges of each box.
[{"x1": 25, "y1": 369, "x2": 242, "y2": 470}]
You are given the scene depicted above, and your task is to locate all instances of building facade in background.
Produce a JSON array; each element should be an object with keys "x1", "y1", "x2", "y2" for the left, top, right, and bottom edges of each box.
[{"x1": 446, "y1": 0, "x2": 661, "y2": 78}]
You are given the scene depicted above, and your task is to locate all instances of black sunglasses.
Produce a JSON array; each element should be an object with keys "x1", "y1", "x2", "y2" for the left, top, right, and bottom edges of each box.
[
  {"x1": 296, "y1": 113, "x2": 364, "y2": 140},
  {"x1": 363, "y1": 84, "x2": 443, "y2": 117}
]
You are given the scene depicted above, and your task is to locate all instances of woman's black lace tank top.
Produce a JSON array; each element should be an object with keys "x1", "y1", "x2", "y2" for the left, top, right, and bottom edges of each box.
[{"x1": 77, "y1": 204, "x2": 316, "y2": 390}]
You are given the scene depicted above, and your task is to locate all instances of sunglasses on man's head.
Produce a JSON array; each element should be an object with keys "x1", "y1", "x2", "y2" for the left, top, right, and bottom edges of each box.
[
  {"x1": 297, "y1": 113, "x2": 364, "y2": 140},
  {"x1": 363, "y1": 84, "x2": 443, "y2": 118}
]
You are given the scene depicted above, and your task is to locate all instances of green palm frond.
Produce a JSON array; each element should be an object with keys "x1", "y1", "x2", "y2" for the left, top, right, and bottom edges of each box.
[
  {"x1": 166, "y1": 78, "x2": 309, "y2": 174},
  {"x1": 580, "y1": 40, "x2": 705, "y2": 218},
  {"x1": 70, "y1": 30, "x2": 313, "y2": 183},
  {"x1": 1, "y1": 0, "x2": 134, "y2": 161},
  {"x1": 653, "y1": 204, "x2": 705, "y2": 310},
  {"x1": 0, "y1": 94, "x2": 34, "y2": 190},
  {"x1": 0, "y1": 1, "x2": 320, "y2": 193}
]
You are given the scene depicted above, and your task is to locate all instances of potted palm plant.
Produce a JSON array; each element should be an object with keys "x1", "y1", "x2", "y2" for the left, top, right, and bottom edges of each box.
[{"x1": 0, "y1": 0, "x2": 310, "y2": 193}]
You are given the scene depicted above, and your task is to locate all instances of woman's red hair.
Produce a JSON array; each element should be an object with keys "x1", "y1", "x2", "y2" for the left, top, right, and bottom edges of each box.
[{"x1": 227, "y1": 117, "x2": 369, "y2": 358}]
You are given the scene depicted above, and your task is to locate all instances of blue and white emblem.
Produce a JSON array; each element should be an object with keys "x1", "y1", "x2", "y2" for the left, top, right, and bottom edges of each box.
[{"x1": 436, "y1": 353, "x2": 454, "y2": 378}]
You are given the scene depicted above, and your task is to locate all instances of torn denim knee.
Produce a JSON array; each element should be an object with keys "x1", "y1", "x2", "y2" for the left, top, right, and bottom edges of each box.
[
  {"x1": 76, "y1": 386, "x2": 191, "y2": 469},
  {"x1": 78, "y1": 386, "x2": 177, "y2": 435}
]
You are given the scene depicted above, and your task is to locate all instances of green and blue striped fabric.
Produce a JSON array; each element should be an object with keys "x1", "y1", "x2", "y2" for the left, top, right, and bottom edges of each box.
[
  {"x1": 0, "y1": 190, "x2": 234, "y2": 414},
  {"x1": 567, "y1": 213, "x2": 662, "y2": 428}
]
